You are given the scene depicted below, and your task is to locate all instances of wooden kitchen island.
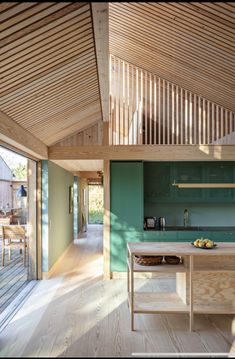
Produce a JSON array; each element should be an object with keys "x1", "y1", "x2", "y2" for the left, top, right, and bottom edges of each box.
[{"x1": 127, "y1": 242, "x2": 235, "y2": 331}]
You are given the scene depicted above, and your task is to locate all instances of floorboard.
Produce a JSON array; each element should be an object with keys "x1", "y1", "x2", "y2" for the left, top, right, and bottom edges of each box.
[{"x1": 0, "y1": 241, "x2": 28, "y2": 314}]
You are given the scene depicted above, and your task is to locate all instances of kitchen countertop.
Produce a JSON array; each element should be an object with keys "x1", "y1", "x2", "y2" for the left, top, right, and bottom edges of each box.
[{"x1": 144, "y1": 226, "x2": 235, "y2": 231}]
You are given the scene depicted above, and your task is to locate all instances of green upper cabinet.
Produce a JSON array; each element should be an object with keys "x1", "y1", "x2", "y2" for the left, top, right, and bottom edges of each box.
[{"x1": 110, "y1": 161, "x2": 144, "y2": 272}]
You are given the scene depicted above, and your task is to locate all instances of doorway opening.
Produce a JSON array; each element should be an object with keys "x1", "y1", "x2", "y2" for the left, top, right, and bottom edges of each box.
[
  {"x1": 0, "y1": 146, "x2": 38, "y2": 317},
  {"x1": 88, "y1": 184, "x2": 103, "y2": 225}
]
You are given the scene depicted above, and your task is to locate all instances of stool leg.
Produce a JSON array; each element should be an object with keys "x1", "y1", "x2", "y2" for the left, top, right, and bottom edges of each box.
[
  {"x1": 8, "y1": 240, "x2": 11, "y2": 262},
  {"x1": 24, "y1": 241, "x2": 26, "y2": 266}
]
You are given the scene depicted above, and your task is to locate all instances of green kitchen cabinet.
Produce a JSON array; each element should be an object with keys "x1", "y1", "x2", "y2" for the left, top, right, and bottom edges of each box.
[{"x1": 110, "y1": 161, "x2": 144, "y2": 272}]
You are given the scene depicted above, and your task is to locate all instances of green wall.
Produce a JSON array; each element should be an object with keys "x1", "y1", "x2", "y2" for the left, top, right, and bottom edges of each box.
[
  {"x1": 42, "y1": 161, "x2": 74, "y2": 273},
  {"x1": 73, "y1": 176, "x2": 79, "y2": 238}
]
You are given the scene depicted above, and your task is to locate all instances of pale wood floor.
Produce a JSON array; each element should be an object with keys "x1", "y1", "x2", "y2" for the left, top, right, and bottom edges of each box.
[
  {"x1": 0, "y1": 224, "x2": 234, "y2": 357},
  {"x1": 0, "y1": 240, "x2": 28, "y2": 314}
]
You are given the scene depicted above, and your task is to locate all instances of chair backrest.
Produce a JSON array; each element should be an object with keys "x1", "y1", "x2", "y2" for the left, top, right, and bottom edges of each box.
[
  {"x1": 0, "y1": 218, "x2": 11, "y2": 237},
  {"x1": 2, "y1": 225, "x2": 26, "y2": 240}
]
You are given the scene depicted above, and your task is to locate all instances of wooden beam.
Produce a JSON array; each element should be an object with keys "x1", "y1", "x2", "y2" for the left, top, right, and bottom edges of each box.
[
  {"x1": 75, "y1": 171, "x2": 101, "y2": 179},
  {"x1": 91, "y1": 3, "x2": 109, "y2": 122},
  {"x1": 36, "y1": 161, "x2": 42, "y2": 280},
  {"x1": 49, "y1": 145, "x2": 235, "y2": 161},
  {"x1": 0, "y1": 111, "x2": 48, "y2": 159}
]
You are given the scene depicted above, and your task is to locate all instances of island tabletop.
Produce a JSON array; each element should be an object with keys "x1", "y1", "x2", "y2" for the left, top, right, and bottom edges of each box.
[{"x1": 127, "y1": 241, "x2": 235, "y2": 256}]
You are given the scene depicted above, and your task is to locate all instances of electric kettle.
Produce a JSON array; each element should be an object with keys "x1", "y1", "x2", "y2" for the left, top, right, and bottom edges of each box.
[{"x1": 158, "y1": 217, "x2": 166, "y2": 229}]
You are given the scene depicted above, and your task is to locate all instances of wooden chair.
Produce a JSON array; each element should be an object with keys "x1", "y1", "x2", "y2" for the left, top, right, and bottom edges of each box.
[
  {"x1": 0, "y1": 217, "x2": 11, "y2": 238},
  {"x1": 2, "y1": 225, "x2": 27, "y2": 266}
]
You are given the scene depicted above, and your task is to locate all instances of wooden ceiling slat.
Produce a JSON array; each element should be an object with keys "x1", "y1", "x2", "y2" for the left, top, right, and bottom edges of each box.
[
  {"x1": 111, "y1": 34, "x2": 233, "y2": 92},
  {"x1": 1, "y1": 15, "x2": 92, "y2": 69},
  {"x1": 2, "y1": 58, "x2": 97, "y2": 110},
  {"x1": 40, "y1": 105, "x2": 102, "y2": 144},
  {"x1": 30, "y1": 100, "x2": 101, "y2": 140},
  {"x1": 214, "y1": 2, "x2": 235, "y2": 14},
  {"x1": 128, "y1": 3, "x2": 234, "y2": 53},
  {"x1": 4, "y1": 76, "x2": 98, "y2": 121},
  {"x1": 110, "y1": 19, "x2": 234, "y2": 82},
  {"x1": 2, "y1": 29, "x2": 94, "y2": 78},
  {"x1": 1, "y1": 52, "x2": 96, "y2": 106},
  {"x1": 1, "y1": 2, "x2": 37, "y2": 22},
  {"x1": 111, "y1": 4, "x2": 234, "y2": 59},
  {"x1": 7, "y1": 73, "x2": 99, "y2": 119},
  {"x1": 172, "y1": 2, "x2": 235, "y2": 33},
  {"x1": 187, "y1": 2, "x2": 234, "y2": 24},
  {"x1": 16, "y1": 103, "x2": 101, "y2": 138},
  {"x1": 23, "y1": 88, "x2": 100, "y2": 125},
  {"x1": 0, "y1": 3, "x2": 19, "y2": 12},
  {"x1": 2, "y1": 3, "x2": 54, "y2": 31},
  {"x1": 1, "y1": 4, "x2": 90, "y2": 59},
  {"x1": 154, "y1": 3, "x2": 234, "y2": 46},
  {"x1": 1, "y1": 3, "x2": 71, "y2": 40},
  {"x1": 1, "y1": 2, "x2": 87, "y2": 46},
  {"x1": 2, "y1": 42, "x2": 95, "y2": 96},
  {"x1": 15, "y1": 90, "x2": 100, "y2": 130}
]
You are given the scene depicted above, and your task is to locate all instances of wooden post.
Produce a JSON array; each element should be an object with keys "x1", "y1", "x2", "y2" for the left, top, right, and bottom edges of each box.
[
  {"x1": 103, "y1": 159, "x2": 110, "y2": 280},
  {"x1": 37, "y1": 161, "x2": 42, "y2": 280},
  {"x1": 27, "y1": 159, "x2": 37, "y2": 280}
]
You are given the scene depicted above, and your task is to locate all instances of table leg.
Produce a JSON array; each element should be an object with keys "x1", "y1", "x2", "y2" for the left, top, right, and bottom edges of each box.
[
  {"x1": 127, "y1": 253, "x2": 130, "y2": 308},
  {"x1": 130, "y1": 253, "x2": 134, "y2": 331}
]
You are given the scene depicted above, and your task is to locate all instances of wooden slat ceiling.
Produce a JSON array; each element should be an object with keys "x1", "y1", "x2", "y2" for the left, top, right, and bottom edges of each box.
[
  {"x1": 0, "y1": 2, "x2": 102, "y2": 146},
  {"x1": 109, "y1": 2, "x2": 235, "y2": 112}
]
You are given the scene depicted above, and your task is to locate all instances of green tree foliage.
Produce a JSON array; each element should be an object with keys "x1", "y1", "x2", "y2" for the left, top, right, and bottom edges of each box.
[
  {"x1": 88, "y1": 185, "x2": 103, "y2": 224},
  {"x1": 12, "y1": 163, "x2": 27, "y2": 180}
]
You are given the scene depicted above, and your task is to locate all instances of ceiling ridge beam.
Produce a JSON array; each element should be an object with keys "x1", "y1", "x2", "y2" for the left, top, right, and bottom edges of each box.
[{"x1": 91, "y1": 3, "x2": 109, "y2": 122}]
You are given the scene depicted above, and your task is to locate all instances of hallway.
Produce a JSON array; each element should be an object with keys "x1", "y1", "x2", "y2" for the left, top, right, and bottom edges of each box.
[{"x1": 0, "y1": 225, "x2": 234, "y2": 357}]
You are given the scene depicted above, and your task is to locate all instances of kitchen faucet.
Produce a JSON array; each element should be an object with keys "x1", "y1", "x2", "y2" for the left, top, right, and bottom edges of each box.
[{"x1": 184, "y1": 208, "x2": 189, "y2": 227}]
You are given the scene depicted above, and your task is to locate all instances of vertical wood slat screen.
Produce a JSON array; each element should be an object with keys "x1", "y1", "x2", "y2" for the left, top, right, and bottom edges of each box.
[{"x1": 109, "y1": 55, "x2": 235, "y2": 145}]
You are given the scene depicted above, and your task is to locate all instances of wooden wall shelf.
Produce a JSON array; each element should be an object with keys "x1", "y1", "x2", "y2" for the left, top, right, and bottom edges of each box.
[{"x1": 172, "y1": 182, "x2": 235, "y2": 188}]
